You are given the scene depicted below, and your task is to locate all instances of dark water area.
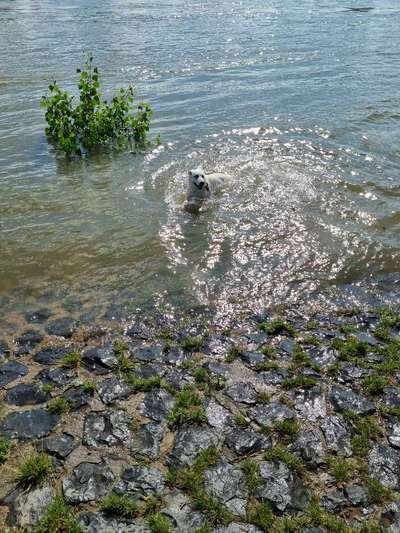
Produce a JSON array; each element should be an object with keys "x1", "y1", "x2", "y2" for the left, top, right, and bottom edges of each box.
[{"x1": 0, "y1": 0, "x2": 399, "y2": 333}]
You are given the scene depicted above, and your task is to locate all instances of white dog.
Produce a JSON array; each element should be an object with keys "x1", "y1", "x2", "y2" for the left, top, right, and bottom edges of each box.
[{"x1": 185, "y1": 167, "x2": 232, "y2": 212}]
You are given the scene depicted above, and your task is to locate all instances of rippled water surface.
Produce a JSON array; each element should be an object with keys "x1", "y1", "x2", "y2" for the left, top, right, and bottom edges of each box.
[{"x1": 1, "y1": 0, "x2": 399, "y2": 326}]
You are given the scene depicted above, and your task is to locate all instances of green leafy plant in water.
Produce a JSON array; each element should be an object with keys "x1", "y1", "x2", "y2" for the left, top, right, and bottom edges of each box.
[{"x1": 41, "y1": 54, "x2": 153, "y2": 157}]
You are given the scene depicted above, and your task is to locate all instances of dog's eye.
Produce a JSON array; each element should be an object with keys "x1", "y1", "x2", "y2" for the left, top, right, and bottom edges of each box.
[{"x1": 194, "y1": 175, "x2": 199, "y2": 179}]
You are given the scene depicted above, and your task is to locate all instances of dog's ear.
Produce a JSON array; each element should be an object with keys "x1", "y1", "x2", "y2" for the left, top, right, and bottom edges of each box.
[{"x1": 188, "y1": 170, "x2": 193, "y2": 177}]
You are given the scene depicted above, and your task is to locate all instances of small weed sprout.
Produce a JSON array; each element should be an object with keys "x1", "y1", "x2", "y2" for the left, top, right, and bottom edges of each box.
[{"x1": 62, "y1": 350, "x2": 81, "y2": 368}]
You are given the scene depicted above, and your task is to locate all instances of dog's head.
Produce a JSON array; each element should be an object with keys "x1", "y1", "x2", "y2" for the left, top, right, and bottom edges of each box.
[{"x1": 188, "y1": 168, "x2": 209, "y2": 192}]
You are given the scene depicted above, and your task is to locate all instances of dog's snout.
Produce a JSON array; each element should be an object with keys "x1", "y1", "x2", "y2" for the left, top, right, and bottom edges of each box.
[{"x1": 198, "y1": 180, "x2": 204, "y2": 189}]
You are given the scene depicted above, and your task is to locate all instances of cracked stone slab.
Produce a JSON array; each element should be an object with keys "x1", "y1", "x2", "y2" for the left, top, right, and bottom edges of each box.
[
  {"x1": 79, "y1": 513, "x2": 151, "y2": 533},
  {"x1": 388, "y1": 418, "x2": 400, "y2": 449},
  {"x1": 225, "y1": 382, "x2": 259, "y2": 404},
  {"x1": 293, "y1": 427, "x2": 326, "y2": 469},
  {"x1": 98, "y1": 377, "x2": 132, "y2": 405},
  {"x1": 206, "y1": 399, "x2": 235, "y2": 431},
  {"x1": 368, "y1": 444, "x2": 400, "y2": 489},
  {"x1": 115, "y1": 465, "x2": 165, "y2": 499},
  {"x1": 37, "y1": 433, "x2": 76, "y2": 458},
  {"x1": 381, "y1": 388, "x2": 400, "y2": 410},
  {"x1": 204, "y1": 461, "x2": 248, "y2": 516},
  {"x1": 15, "y1": 330, "x2": 44, "y2": 355},
  {"x1": 0, "y1": 409, "x2": 59, "y2": 441},
  {"x1": 139, "y1": 389, "x2": 175, "y2": 421},
  {"x1": 36, "y1": 367, "x2": 76, "y2": 388},
  {"x1": 168, "y1": 425, "x2": 220, "y2": 467},
  {"x1": 161, "y1": 491, "x2": 205, "y2": 532},
  {"x1": 226, "y1": 428, "x2": 270, "y2": 455},
  {"x1": 320, "y1": 415, "x2": 352, "y2": 457},
  {"x1": 256, "y1": 460, "x2": 309, "y2": 513},
  {"x1": 214, "y1": 524, "x2": 263, "y2": 533},
  {"x1": 63, "y1": 385, "x2": 93, "y2": 409},
  {"x1": 4, "y1": 485, "x2": 54, "y2": 527},
  {"x1": 83, "y1": 410, "x2": 131, "y2": 447},
  {"x1": 131, "y1": 422, "x2": 164, "y2": 459},
  {"x1": 330, "y1": 385, "x2": 375, "y2": 415},
  {"x1": 249, "y1": 402, "x2": 295, "y2": 427},
  {"x1": 63, "y1": 461, "x2": 115, "y2": 503},
  {"x1": 293, "y1": 387, "x2": 326, "y2": 421}
]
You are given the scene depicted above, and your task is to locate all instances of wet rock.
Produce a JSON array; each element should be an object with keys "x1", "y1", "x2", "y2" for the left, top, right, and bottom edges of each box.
[
  {"x1": 132, "y1": 344, "x2": 164, "y2": 363},
  {"x1": 368, "y1": 444, "x2": 400, "y2": 489},
  {"x1": 15, "y1": 329, "x2": 44, "y2": 355},
  {"x1": 46, "y1": 317, "x2": 76, "y2": 337},
  {"x1": 344, "y1": 484, "x2": 368, "y2": 506},
  {"x1": 214, "y1": 525, "x2": 263, "y2": 533},
  {"x1": 225, "y1": 382, "x2": 258, "y2": 404},
  {"x1": 83, "y1": 410, "x2": 131, "y2": 447},
  {"x1": 260, "y1": 369, "x2": 290, "y2": 386},
  {"x1": 381, "y1": 388, "x2": 400, "y2": 409},
  {"x1": 240, "y1": 351, "x2": 265, "y2": 368},
  {"x1": 204, "y1": 461, "x2": 247, "y2": 516},
  {"x1": 63, "y1": 461, "x2": 115, "y2": 503},
  {"x1": 226, "y1": 428, "x2": 269, "y2": 455},
  {"x1": 83, "y1": 345, "x2": 116, "y2": 374},
  {"x1": 98, "y1": 377, "x2": 132, "y2": 405},
  {"x1": 388, "y1": 418, "x2": 400, "y2": 448},
  {"x1": 6, "y1": 383, "x2": 48, "y2": 406},
  {"x1": 206, "y1": 399, "x2": 235, "y2": 431},
  {"x1": 131, "y1": 422, "x2": 164, "y2": 459},
  {"x1": 249, "y1": 402, "x2": 295, "y2": 427},
  {"x1": 5, "y1": 485, "x2": 54, "y2": 527},
  {"x1": 256, "y1": 460, "x2": 309, "y2": 513},
  {"x1": 320, "y1": 415, "x2": 352, "y2": 457},
  {"x1": 139, "y1": 389, "x2": 175, "y2": 421},
  {"x1": 36, "y1": 367, "x2": 76, "y2": 387},
  {"x1": 34, "y1": 345, "x2": 71, "y2": 365},
  {"x1": 0, "y1": 360, "x2": 28, "y2": 387},
  {"x1": 168, "y1": 426, "x2": 219, "y2": 467},
  {"x1": 63, "y1": 385, "x2": 93, "y2": 409},
  {"x1": 115, "y1": 465, "x2": 165, "y2": 499},
  {"x1": 37, "y1": 433, "x2": 76, "y2": 458},
  {"x1": 1, "y1": 409, "x2": 59, "y2": 441},
  {"x1": 330, "y1": 385, "x2": 375, "y2": 415},
  {"x1": 293, "y1": 427, "x2": 326, "y2": 469},
  {"x1": 161, "y1": 491, "x2": 205, "y2": 531},
  {"x1": 79, "y1": 512, "x2": 150, "y2": 533},
  {"x1": 321, "y1": 489, "x2": 347, "y2": 513},
  {"x1": 293, "y1": 387, "x2": 326, "y2": 421},
  {"x1": 25, "y1": 308, "x2": 52, "y2": 324}
]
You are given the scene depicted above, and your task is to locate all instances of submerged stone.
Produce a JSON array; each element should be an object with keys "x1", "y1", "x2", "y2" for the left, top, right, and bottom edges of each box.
[
  {"x1": 63, "y1": 461, "x2": 115, "y2": 503},
  {"x1": 1, "y1": 408, "x2": 59, "y2": 441},
  {"x1": 6, "y1": 383, "x2": 48, "y2": 406}
]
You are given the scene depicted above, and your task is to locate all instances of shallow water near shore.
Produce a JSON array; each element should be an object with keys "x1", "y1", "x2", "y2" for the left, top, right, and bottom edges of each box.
[{"x1": 1, "y1": 0, "x2": 400, "y2": 332}]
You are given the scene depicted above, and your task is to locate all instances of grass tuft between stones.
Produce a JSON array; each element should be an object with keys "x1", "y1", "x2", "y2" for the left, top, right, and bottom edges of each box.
[
  {"x1": 34, "y1": 495, "x2": 82, "y2": 533},
  {"x1": 18, "y1": 452, "x2": 52, "y2": 487},
  {"x1": 0, "y1": 437, "x2": 11, "y2": 464},
  {"x1": 100, "y1": 492, "x2": 138, "y2": 518},
  {"x1": 167, "y1": 386, "x2": 206, "y2": 428},
  {"x1": 47, "y1": 396, "x2": 70, "y2": 415}
]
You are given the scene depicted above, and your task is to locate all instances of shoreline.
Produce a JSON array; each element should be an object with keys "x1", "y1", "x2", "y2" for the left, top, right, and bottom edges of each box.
[{"x1": 0, "y1": 305, "x2": 400, "y2": 531}]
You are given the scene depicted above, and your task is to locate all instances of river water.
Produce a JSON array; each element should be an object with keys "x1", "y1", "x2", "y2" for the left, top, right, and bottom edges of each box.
[{"x1": 0, "y1": 0, "x2": 399, "y2": 329}]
